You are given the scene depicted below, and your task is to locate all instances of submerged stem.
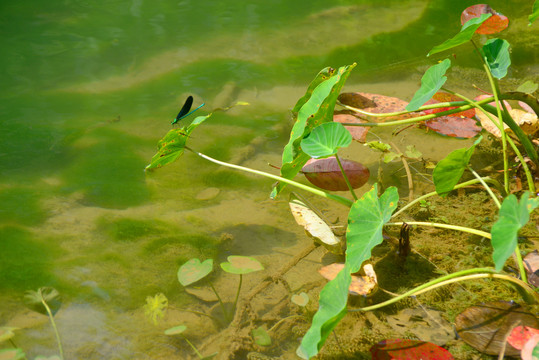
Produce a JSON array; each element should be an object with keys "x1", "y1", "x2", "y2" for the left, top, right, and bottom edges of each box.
[
  {"x1": 386, "y1": 221, "x2": 491, "y2": 239},
  {"x1": 41, "y1": 298, "x2": 64, "y2": 360},
  {"x1": 468, "y1": 167, "x2": 501, "y2": 209},
  {"x1": 334, "y1": 154, "x2": 358, "y2": 201},
  {"x1": 233, "y1": 274, "x2": 242, "y2": 313},
  {"x1": 181, "y1": 334, "x2": 204, "y2": 359},
  {"x1": 209, "y1": 280, "x2": 229, "y2": 322}
]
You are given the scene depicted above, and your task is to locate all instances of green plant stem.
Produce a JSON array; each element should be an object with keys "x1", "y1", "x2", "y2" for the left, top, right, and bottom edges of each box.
[
  {"x1": 186, "y1": 147, "x2": 354, "y2": 207},
  {"x1": 350, "y1": 268, "x2": 539, "y2": 312},
  {"x1": 442, "y1": 88, "x2": 536, "y2": 193},
  {"x1": 334, "y1": 153, "x2": 358, "y2": 201},
  {"x1": 181, "y1": 334, "x2": 204, "y2": 359},
  {"x1": 208, "y1": 280, "x2": 229, "y2": 323},
  {"x1": 391, "y1": 177, "x2": 502, "y2": 218},
  {"x1": 515, "y1": 248, "x2": 528, "y2": 284},
  {"x1": 468, "y1": 167, "x2": 501, "y2": 208},
  {"x1": 386, "y1": 221, "x2": 491, "y2": 239},
  {"x1": 233, "y1": 274, "x2": 242, "y2": 313},
  {"x1": 41, "y1": 298, "x2": 64, "y2": 360}
]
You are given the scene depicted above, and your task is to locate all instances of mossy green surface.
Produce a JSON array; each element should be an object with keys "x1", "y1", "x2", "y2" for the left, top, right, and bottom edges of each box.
[
  {"x1": 97, "y1": 217, "x2": 167, "y2": 242},
  {"x1": 0, "y1": 187, "x2": 47, "y2": 226}
]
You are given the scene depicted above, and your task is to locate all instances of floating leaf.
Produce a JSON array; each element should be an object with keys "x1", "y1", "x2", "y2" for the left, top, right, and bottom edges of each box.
[
  {"x1": 291, "y1": 292, "x2": 310, "y2": 307},
  {"x1": 530, "y1": 0, "x2": 539, "y2": 25},
  {"x1": 405, "y1": 145, "x2": 422, "y2": 159},
  {"x1": 302, "y1": 157, "x2": 370, "y2": 191},
  {"x1": 164, "y1": 325, "x2": 187, "y2": 336},
  {"x1": 428, "y1": 13, "x2": 492, "y2": 56},
  {"x1": 370, "y1": 338, "x2": 454, "y2": 360},
  {"x1": 145, "y1": 114, "x2": 212, "y2": 171},
  {"x1": 0, "y1": 328, "x2": 17, "y2": 343},
  {"x1": 272, "y1": 64, "x2": 356, "y2": 198},
  {"x1": 333, "y1": 113, "x2": 370, "y2": 142},
  {"x1": 481, "y1": 38, "x2": 511, "y2": 79},
  {"x1": 298, "y1": 185, "x2": 398, "y2": 358},
  {"x1": 23, "y1": 287, "x2": 62, "y2": 316},
  {"x1": 338, "y1": 92, "x2": 413, "y2": 121},
  {"x1": 517, "y1": 80, "x2": 538, "y2": 94},
  {"x1": 406, "y1": 59, "x2": 451, "y2": 111},
  {"x1": 366, "y1": 141, "x2": 391, "y2": 152},
  {"x1": 455, "y1": 301, "x2": 539, "y2": 356},
  {"x1": 300, "y1": 122, "x2": 352, "y2": 159},
  {"x1": 252, "y1": 326, "x2": 271, "y2": 346},
  {"x1": 491, "y1": 192, "x2": 539, "y2": 271},
  {"x1": 177, "y1": 258, "x2": 213, "y2": 286},
  {"x1": 318, "y1": 263, "x2": 378, "y2": 296},
  {"x1": 432, "y1": 136, "x2": 482, "y2": 195},
  {"x1": 424, "y1": 116, "x2": 481, "y2": 138},
  {"x1": 386, "y1": 307, "x2": 454, "y2": 346},
  {"x1": 423, "y1": 92, "x2": 476, "y2": 118},
  {"x1": 508, "y1": 326, "x2": 539, "y2": 350},
  {"x1": 220, "y1": 256, "x2": 264, "y2": 275},
  {"x1": 0, "y1": 349, "x2": 26, "y2": 360},
  {"x1": 289, "y1": 193, "x2": 341, "y2": 253},
  {"x1": 461, "y1": 4, "x2": 508, "y2": 34}
]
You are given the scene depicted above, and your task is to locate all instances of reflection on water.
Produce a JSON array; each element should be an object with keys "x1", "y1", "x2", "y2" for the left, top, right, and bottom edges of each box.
[{"x1": 0, "y1": 0, "x2": 537, "y2": 358}]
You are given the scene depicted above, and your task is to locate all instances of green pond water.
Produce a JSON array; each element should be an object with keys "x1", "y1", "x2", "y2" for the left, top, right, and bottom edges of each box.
[{"x1": 1, "y1": 0, "x2": 537, "y2": 358}]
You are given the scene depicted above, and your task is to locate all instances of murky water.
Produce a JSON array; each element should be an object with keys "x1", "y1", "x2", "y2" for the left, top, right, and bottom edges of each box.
[{"x1": 1, "y1": 0, "x2": 537, "y2": 358}]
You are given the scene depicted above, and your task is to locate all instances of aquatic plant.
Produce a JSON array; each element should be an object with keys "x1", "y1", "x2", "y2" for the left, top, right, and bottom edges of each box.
[
  {"x1": 177, "y1": 256, "x2": 263, "y2": 324},
  {"x1": 146, "y1": 3, "x2": 539, "y2": 358},
  {"x1": 164, "y1": 325, "x2": 217, "y2": 359},
  {"x1": 143, "y1": 292, "x2": 168, "y2": 325}
]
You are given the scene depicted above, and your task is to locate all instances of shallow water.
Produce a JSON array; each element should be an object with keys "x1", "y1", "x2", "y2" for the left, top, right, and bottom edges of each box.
[{"x1": 1, "y1": 0, "x2": 538, "y2": 358}]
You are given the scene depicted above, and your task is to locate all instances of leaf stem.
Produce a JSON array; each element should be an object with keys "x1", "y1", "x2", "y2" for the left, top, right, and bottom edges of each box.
[
  {"x1": 185, "y1": 147, "x2": 354, "y2": 207},
  {"x1": 468, "y1": 166, "x2": 501, "y2": 208},
  {"x1": 334, "y1": 154, "x2": 358, "y2": 201},
  {"x1": 181, "y1": 334, "x2": 205, "y2": 359},
  {"x1": 386, "y1": 221, "x2": 491, "y2": 239},
  {"x1": 233, "y1": 274, "x2": 242, "y2": 314},
  {"x1": 41, "y1": 296, "x2": 64, "y2": 360},
  {"x1": 208, "y1": 280, "x2": 229, "y2": 323}
]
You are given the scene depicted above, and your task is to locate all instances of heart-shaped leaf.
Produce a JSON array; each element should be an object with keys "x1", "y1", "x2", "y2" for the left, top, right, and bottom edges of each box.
[
  {"x1": 333, "y1": 113, "x2": 370, "y2": 142},
  {"x1": 428, "y1": 13, "x2": 492, "y2": 56},
  {"x1": 251, "y1": 326, "x2": 271, "y2": 346},
  {"x1": 432, "y1": 136, "x2": 482, "y2": 195},
  {"x1": 302, "y1": 157, "x2": 369, "y2": 191},
  {"x1": 23, "y1": 287, "x2": 62, "y2": 316},
  {"x1": 406, "y1": 59, "x2": 451, "y2": 111},
  {"x1": 370, "y1": 338, "x2": 454, "y2": 360},
  {"x1": 491, "y1": 192, "x2": 539, "y2": 271},
  {"x1": 461, "y1": 4, "x2": 508, "y2": 34},
  {"x1": 291, "y1": 292, "x2": 310, "y2": 307},
  {"x1": 177, "y1": 258, "x2": 213, "y2": 286},
  {"x1": 300, "y1": 122, "x2": 352, "y2": 159},
  {"x1": 220, "y1": 256, "x2": 263, "y2": 275},
  {"x1": 482, "y1": 38, "x2": 511, "y2": 79},
  {"x1": 530, "y1": 0, "x2": 539, "y2": 25}
]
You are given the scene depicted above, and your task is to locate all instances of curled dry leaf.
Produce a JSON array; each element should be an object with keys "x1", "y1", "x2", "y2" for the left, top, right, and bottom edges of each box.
[
  {"x1": 318, "y1": 263, "x2": 378, "y2": 296},
  {"x1": 461, "y1": 4, "x2": 509, "y2": 35},
  {"x1": 333, "y1": 113, "x2": 370, "y2": 142},
  {"x1": 476, "y1": 108, "x2": 539, "y2": 137},
  {"x1": 289, "y1": 194, "x2": 342, "y2": 253},
  {"x1": 302, "y1": 157, "x2": 370, "y2": 191}
]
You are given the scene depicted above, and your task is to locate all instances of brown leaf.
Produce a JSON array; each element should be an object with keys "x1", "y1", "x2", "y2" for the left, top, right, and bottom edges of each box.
[
  {"x1": 302, "y1": 157, "x2": 370, "y2": 191},
  {"x1": 318, "y1": 263, "x2": 377, "y2": 296},
  {"x1": 455, "y1": 301, "x2": 539, "y2": 356},
  {"x1": 423, "y1": 116, "x2": 481, "y2": 138},
  {"x1": 460, "y1": 4, "x2": 509, "y2": 35}
]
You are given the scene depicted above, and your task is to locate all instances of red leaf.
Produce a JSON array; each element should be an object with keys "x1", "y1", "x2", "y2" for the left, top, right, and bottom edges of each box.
[
  {"x1": 333, "y1": 113, "x2": 370, "y2": 142},
  {"x1": 460, "y1": 4, "x2": 508, "y2": 35},
  {"x1": 338, "y1": 92, "x2": 414, "y2": 121},
  {"x1": 507, "y1": 326, "x2": 539, "y2": 350},
  {"x1": 424, "y1": 116, "x2": 481, "y2": 138},
  {"x1": 370, "y1": 338, "x2": 454, "y2": 360},
  {"x1": 302, "y1": 157, "x2": 369, "y2": 191},
  {"x1": 423, "y1": 92, "x2": 476, "y2": 118}
]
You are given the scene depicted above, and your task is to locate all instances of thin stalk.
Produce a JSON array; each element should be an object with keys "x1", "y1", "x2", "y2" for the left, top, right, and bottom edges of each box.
[
  {"x1": 181, "y1": 334, "x2": 204, "y2": 359},
  {"x1": 233, "y1": 274, "x2": 242, "y2": 313},
  {"x1": 334, "y1": 154, "x2": 358, "y2": 201},
  {"x1": 386, "y1": 221, "x2": 491, "y2": 239},
  {"x1": 471, "y1": 39, "x2": 509, "y2": 193},
  {"x1": 389, "y1": 142, "x2": 413, "y2": 200},
  {"x1": 339, "y1": 100, "x2": 473, "y2": 117},
  {"x1": 391, "y1": 177, "x2": 502, "y2": 218},
  {"x1": 515, "y1": 248, "x2": 528, "y2": 284},
  {"x1": 186, "y1": 147, "x2": 354, "y2": 208},
  {"x1": 468, "y1": 167, "x2": 501, "y2": 208},
  {"x1": 41, "y1": 298, "x2": 64, "y2": 360},
  {"x1": 350, "y1": 269, "x2": 539, "y2": 312},
  {"x1": 208, "y1": 281, "x2": 229, "y2": 322},
  {"x1": 442, "y1": 88, "x2": 535, "y2": 193}
]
